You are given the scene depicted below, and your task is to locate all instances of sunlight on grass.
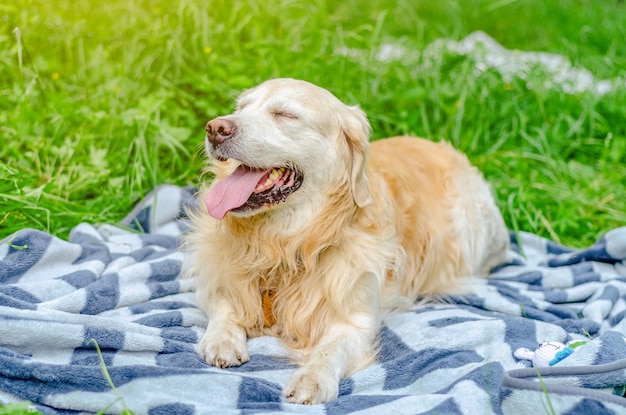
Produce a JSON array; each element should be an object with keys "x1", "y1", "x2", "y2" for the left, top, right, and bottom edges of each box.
[{"x1": 1, "y1": 0, "x2": 625, "y2": 248}]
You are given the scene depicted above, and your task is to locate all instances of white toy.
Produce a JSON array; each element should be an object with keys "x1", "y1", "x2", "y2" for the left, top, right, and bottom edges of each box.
[{"x1": 514, "y1": 341, "x2": 584, "y2": 367}]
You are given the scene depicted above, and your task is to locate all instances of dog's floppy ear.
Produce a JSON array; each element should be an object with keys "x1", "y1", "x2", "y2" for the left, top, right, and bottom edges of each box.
[{"x1": 342, "y1": 105, "x2": 372, "y2": 208}]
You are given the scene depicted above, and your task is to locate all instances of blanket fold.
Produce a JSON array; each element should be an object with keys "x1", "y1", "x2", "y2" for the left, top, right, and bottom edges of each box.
[{"x1": 1, "y1": 184, "x2": 625, "y2": 415}]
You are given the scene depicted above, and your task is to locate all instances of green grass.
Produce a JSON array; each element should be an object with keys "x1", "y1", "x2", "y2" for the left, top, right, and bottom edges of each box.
[
  {"x1": 88, "y1": 339, "x2": 136, "y2": 415},
  {"x1": 1, "y1": 0, "x2": 625, "y2": 248},
  {"x1": 0, "y1": 402, "x2": 39, "y2": 415}
]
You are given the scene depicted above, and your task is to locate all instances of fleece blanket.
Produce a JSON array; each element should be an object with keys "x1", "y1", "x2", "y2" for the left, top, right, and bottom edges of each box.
[{"x1": 1, "y1": 184, "x2": 626, "y2": 415}]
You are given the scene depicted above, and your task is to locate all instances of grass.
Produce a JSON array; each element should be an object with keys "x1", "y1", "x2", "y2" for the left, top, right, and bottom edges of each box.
[
  {"x1": 537, "y1": 371, "x2": 557, "y2": 415},
  {"x1": 1, "y1": 0, "x2": 625, "y2": 249},
  {"x1": 0, "y1": 403, "x2": 38, "y2": 415},
  {"x1": 88, "y1": 339, "x2": 136, "y2": 415}
]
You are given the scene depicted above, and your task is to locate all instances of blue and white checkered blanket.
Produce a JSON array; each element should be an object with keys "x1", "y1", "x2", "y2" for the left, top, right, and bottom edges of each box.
[{"x1": 1, "y1": 185, "x2": 625, "y2": 415}]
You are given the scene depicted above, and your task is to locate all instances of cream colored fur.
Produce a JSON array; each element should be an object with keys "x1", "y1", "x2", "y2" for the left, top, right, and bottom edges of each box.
[{"x1": 183, "y1": 78, "x2": 509, "y2": 404}]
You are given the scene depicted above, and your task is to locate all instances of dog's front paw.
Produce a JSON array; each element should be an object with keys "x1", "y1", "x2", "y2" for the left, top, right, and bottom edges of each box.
[
  {"x1": 284, "y1": 365, "x2": 338, "y2": 405},
  {"x1": 199, "y1": 326, "x2": 249, "y2": 368}
]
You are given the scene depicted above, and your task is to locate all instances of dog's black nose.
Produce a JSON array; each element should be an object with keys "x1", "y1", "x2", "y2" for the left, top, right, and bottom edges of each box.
[{"x1": 206, "y1": 118, "x2": 237, "y2": 146}]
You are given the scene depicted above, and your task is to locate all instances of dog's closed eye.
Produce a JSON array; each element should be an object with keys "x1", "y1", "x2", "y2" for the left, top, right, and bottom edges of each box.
[{"x1": 272, "y1": 111, "x2": 298, "y2": 120}]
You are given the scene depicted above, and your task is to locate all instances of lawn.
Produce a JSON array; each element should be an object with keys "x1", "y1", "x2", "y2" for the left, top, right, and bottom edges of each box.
[{"x1": 1, "y1": 0, "x2": 625, "y2": 250}]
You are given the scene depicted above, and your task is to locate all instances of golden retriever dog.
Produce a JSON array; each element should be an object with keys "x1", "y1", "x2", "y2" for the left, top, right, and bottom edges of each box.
[{"x1": 184, "y1": 78, "x2": 509, "y2": 404}]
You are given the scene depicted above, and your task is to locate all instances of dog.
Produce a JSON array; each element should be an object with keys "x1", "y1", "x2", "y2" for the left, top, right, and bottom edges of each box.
[{"x1": 183, "y1": 78, "x2": 509, "y2": 404}]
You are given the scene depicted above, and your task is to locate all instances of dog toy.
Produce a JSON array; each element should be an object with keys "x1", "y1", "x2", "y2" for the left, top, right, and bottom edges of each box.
[{"x1": 514, "y1": 340, "x2": 586, "y2": 367}]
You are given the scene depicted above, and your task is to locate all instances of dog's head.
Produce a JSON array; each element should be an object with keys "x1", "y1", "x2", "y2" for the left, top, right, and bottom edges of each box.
[{"x1": 203, "y1": 78, "x2": 372, "y2": 220}]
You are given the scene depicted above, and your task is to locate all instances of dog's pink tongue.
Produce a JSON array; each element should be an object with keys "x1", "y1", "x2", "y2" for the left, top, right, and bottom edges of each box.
[{"x1": 205, "y1": 166, "x2": 268, "y2": 220}]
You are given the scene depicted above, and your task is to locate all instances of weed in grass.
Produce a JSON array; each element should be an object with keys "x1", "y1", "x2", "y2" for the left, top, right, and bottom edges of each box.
[
  {"x1": 536, "y1": 371, "x2": 558, "y2": 415},
  {"x1": 518, "y1": 301, "x2": 527, "y2": 318},
  {"x1": 1, "y1": 0, "x2": 625, "y2": 247},
  {"x1": 581, "y1": 328, "x2": 594, "y2": 340},
  {"x1": 2, "y1": 234, "x2": 29, "y2": 251},
  {"x1": 87, "y1": 339, "x2": 136, "y2": 415}
]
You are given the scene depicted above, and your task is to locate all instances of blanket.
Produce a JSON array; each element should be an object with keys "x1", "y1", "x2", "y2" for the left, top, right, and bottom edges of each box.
[{"x1": 1, "y1": 184, "x2": 625, "y2": 415}]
